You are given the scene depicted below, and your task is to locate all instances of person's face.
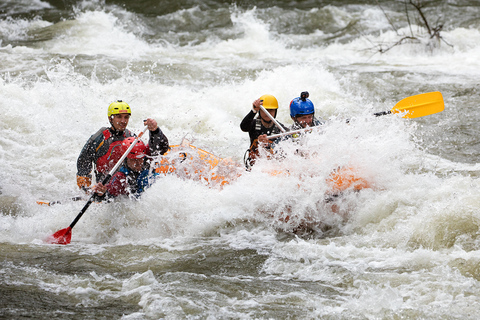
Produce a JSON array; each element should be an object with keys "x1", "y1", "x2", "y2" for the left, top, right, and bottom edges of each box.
[
  {"x1": 110, "y1": 113, "x2": 130, "y2": 131},
  {"x1": 126, "y1": 158, "x2": 144, "y2": 172},
  {"x1": 260, "y1": 109, "x2": 276, "y2": 122},
  {"x1": 294, "y1": 114, "x2": 314, "y2": 128}
]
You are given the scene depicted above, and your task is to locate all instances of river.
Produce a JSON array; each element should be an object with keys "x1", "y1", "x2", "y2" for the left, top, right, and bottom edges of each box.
[{"x1": 1, "y1": 0, "x2": 480, "y2": 318}]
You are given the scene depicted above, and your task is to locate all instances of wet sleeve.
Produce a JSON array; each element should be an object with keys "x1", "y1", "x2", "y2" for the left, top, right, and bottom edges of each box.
[
  {"x1": 105, "y1": 172, "x2": 127, "y2": 198},
  {"x1": 240, "y1": 110, "x2": 256, "y2": 132},
  {"x1": 148, "y1": 127, "x2": 169, "y2": 156},
  {"x1": 76, "y1": 136, "x2": 97, "y2": 178}
]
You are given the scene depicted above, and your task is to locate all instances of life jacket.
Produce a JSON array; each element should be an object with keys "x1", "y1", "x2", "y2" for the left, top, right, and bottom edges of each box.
[
  {"x1": 244, "y1": 119, "x2": 278, "y2": 168},
  {"x1": 117, "y1": 166, "x2": 152, "y2": 197},
  {"x1": 95, "y1": 128, "x2": 133, "y2": 175},
  {"x1": 290, "y1": 117, "x2": 324, "y2": 132}
]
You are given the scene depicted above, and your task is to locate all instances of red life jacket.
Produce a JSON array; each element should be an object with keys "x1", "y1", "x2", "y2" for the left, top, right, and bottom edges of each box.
[{"x1": 95, "y1": 129, "x2": 131, "y2": 175}]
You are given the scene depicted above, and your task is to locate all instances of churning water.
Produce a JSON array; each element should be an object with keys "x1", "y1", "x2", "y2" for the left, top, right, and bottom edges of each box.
[{"x1": 1, "y1": 0, "x2": 480, "y2": 318}]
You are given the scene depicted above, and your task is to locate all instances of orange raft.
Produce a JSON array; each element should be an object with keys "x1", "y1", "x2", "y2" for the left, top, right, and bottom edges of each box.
[
  {"x1": 153, "y1": 141, "x2": 242, "y2": 187},
  {"x1": 326, "y1": 166, "x2": 371, "y2": 194},
  {"x1": 152, "y1": 141, "x2": 371, "y2": 193}
]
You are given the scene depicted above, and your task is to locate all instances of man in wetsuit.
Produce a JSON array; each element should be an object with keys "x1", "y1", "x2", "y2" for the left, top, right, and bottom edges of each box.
[
  {"x1": 76, "y1": 100, "x2": 169, "y2": 191},
  {"x1": 240, "y1": 94, "x2": 288, "y2": 168}
]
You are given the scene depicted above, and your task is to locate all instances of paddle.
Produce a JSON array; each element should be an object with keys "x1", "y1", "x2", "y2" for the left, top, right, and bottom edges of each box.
[
  {"x1": 37, "y1": 196, "x2": 84, "y2": 206},
  {"x1": 268, "y1": 127, "x2": 317, "y2": 140},
  {"x1": 259, "y1": 105, "x2": 287, "y2": 133},
  {"x1": 267, "y1": 91, "x2": 444, "y2": 139},
  {"x1": 46, "y1": 125, "x2": 149, "y2": 245}
]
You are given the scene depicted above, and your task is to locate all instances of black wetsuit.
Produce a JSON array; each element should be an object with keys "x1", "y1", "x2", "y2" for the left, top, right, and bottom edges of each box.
[{"x1": 240, "y1": 110, "x2": 288, "y2": 167}]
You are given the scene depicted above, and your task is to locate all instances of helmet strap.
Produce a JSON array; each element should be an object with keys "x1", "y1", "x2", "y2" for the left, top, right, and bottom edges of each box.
[
  {"x1": 260, "y1": 113, "x2": 273, "y2": 126},
  {"x1": 260, "y1": 109, "x2": 276, "y2": 125}
]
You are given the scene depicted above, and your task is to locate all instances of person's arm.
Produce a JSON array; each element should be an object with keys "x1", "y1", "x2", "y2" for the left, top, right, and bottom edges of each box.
[
  {"x1": 107, "y1": 172, "x2": 127, "y2": 197},
  {"x1": 93, "y1": 172, "x2": 127, "y2": 199},
  {"x1": 144, "y1": 118, "x2": 169, "y2": 156},
  {"x1": 76, "y1": 128, "x2": 106, "y2": 189},
  {"x1": 241, "y1": 98, "x2": 264, "y2": 132},
  {"x1": 76, "y1": 139, "x2": 96, "y2": 189},
  {"x1": 240, "y1": 110, "x2": 257, "y2": 132},
  {"x1": 148, "y1": 128, "x2": 168, "y2": 156}
]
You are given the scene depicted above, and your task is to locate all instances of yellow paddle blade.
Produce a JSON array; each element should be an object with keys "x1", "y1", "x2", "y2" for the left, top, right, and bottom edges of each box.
[{"x1": 391, "y1": 91, "x2": 444, "y2": 118}]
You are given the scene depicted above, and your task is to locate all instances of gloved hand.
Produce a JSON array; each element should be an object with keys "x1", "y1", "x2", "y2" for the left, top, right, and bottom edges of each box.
[{"x1": 76, "y1": 175, "x2": 92, "y2": 190}]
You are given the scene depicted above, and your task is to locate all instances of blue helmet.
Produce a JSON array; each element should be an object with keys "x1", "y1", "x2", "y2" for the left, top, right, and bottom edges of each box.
[{"x1": 290, "y1": 91, "x2": 314, "y2": 118}]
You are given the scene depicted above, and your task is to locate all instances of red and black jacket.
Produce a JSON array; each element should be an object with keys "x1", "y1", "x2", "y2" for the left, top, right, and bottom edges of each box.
[{"x1": 77, "y1": 127, "x2": 168, "y2": 183}]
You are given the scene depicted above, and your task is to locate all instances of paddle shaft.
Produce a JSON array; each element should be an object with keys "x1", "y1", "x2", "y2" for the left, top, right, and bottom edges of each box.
[
  {"x1": 68, "y1": 195, "x2": 96, "y2": 229},
  {"x1": 68, "y1": 125, "x2": 149, "y2": 230},
  {"x1": 259, "y1": 105, "x2": 287, "y2": 133},
  {"x1": 268, "y1": 127, "x2": 315, "y2": 139},
  {"x1": 373, "y1": 110, "x2": 391, "y2": 117},
  {"x1": 36, "y1": 196, "x2": 84, "y2": 206}
]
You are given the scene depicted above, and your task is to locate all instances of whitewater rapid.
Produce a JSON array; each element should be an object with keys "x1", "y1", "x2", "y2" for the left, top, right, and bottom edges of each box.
[{"x1": 2, "y1": 0, "x2": 480, "y2": 318}]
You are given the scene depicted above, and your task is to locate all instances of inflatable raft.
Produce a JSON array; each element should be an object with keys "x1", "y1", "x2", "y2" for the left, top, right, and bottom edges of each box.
[
  {"x1": 153, "y1": 140, "x2": 371, "y2": 193},
  {"x1": 153, "y1": 140, "x2": 242, "y2": 187},
  {"x1": 326, "y1": 166, "x2": 371, "y2": 194}
]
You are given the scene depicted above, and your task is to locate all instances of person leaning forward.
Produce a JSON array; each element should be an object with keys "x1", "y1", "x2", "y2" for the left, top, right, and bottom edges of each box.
[
  {"x1": 76, "y1": 100, "x2": 169, "y2": 190},
  {"x1": 240, "y1": 94, "x2": 288, "y2": 168},
  {"x1": 92, "y1": 137, "x2": 156, "y2": 199}
]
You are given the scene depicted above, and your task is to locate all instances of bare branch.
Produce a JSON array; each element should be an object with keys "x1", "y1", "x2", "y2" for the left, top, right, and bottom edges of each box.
[
  {"x1": 367, "y1": 0, "x2": 452, "y2": 54},
  {"x1": 375, "y1": 0, "x2": 398, "y2": 34},
  {"x1": 377, "y1": 36, "x2": 420, "y2": 53},
  {"x1": 409, "y1": 0, "x2": 432, "y2": 36},
  {"x1": 404, "y1": 0, "x2": 414, "y2": 37}
]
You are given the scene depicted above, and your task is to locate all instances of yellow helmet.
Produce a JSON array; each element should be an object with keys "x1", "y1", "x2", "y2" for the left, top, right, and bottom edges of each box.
[
  {"x1": 260, "y1": 94, "x2": 278, "y2": 109},
  {"x1": 108, "y1": 100, "x2": 131, "y2": 117}
]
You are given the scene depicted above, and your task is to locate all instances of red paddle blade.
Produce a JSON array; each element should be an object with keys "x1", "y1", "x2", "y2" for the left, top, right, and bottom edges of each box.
[{"x1": 45, "y1": 227, "x2": 72, "y2": 245}]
